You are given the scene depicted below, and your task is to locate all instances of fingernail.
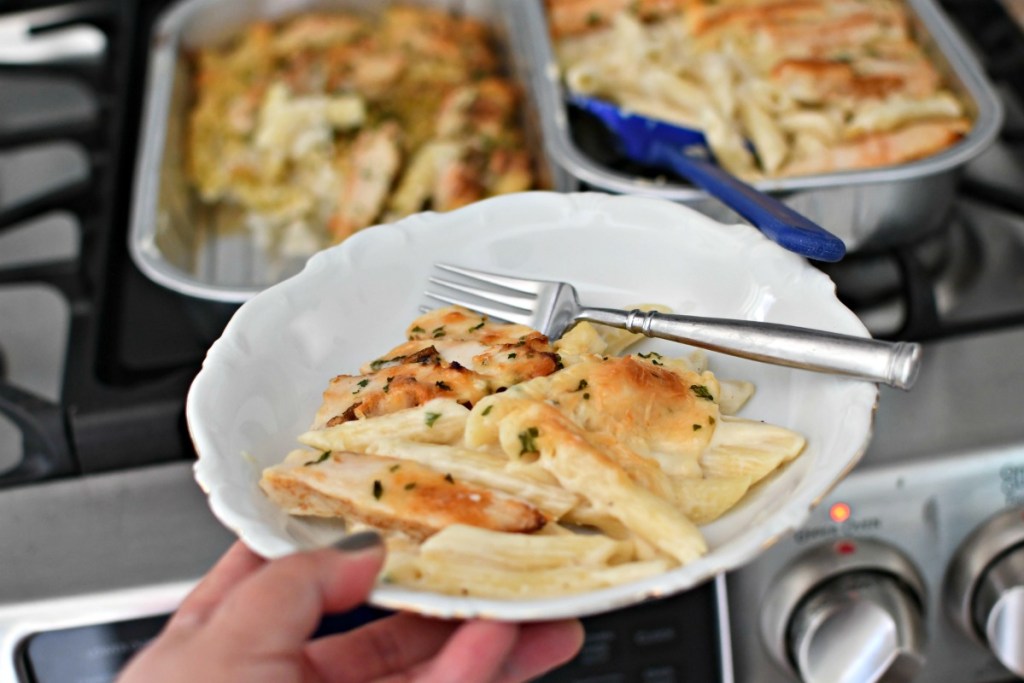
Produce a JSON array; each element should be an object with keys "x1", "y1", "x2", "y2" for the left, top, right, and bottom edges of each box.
[{"x1": 333, "y1": 530, "x2": 383, "y2": 552}]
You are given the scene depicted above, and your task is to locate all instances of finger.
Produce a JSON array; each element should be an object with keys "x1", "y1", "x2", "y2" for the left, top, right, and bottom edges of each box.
[
  {"x1": 493, "y1": 620, "x2": 585, "y2": 683},
  {"x1": 167, "y1": 542, "x2": 265, "y2": 631},
  {"x1": 205, "y1": 534, "x2": 385, "y2": 657},
  {"x1": 305, "y1": 613, "x2": 461, "y2": 683},
  {"x1": 414, "y1": 620, "x2": 520, "y2": 683}
]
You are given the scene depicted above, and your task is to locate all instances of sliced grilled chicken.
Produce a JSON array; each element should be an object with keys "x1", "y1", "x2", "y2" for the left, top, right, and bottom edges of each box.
[
  {"x1": 782, "y1": 118, "x2": 968, "y2": 175},
  {"x1": 328, "y1": 122, "x2": 403, "y2": 242},
  {"x1": 313, "y1": 306, "x2": 561, "y2": 429},
  {"x1": 260, "y1": 449, "x2": 547, "y2": 540}
]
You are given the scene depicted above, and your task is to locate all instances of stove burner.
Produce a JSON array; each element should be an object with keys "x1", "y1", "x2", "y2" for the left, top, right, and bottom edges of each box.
[
  {"x1": 817, "y1": 206, "x2": 988, "y2": 340},
  {"x1": 820, "y1": 189, "x2": 1024, "y2": 342},
  {"x1": 821, "y1": 221, "x2": 957, "y2": 311}
]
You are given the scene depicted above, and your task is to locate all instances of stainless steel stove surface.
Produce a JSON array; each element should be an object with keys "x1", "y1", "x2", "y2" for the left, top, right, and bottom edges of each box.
[{"x1": 2, "y1": 1, "x2": 1024, "y2": 682}]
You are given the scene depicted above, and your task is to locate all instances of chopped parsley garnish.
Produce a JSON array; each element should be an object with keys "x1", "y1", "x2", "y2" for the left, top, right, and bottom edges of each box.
[
  {"x1": 411, "y1": 325, "x2": 425, "y2": 334},
  {"x1": 435, "y1": 380, "x2": 451, "y2": 391},
  {"x1": 432, "y1": 326, "x2": 446, "y2": 338},
  {"x1": 405, "y1": 482, "x2": 417, "y2": 491},
  {"x1": 444, "y1": 473, "x2": 455, "y2": 484},
  {"x1": 575, "y1": 379, "x2": 589, "y2": 392},
  {"x1": 372, "y1": 480, "x2": 383, "y2": 500},
  {"x1": 352, "y1": 378, "x2": 371, "y2": 394},
  {"x1": 508, "y1": 352, "x2": 517, "y2": 359},
  {"x1": 469, "y1": 320, "x2": 486, "y2": 332},
  {"x1": 518, "y1": 426, "x2": 540, "y2": 455},
  {"x1": 693, "y1": 424, "x2": 703, "y2": 431},
  {"x1": 370, "y1": 355, "x2": 405, "y2": 371},
  {"x1": 389, "y1": 464, "x2": 401, "y2": 472},
  {"x1": 303, "y1": 451, "x2": 331, "y2": 466},
  {"x1": 690, "y1": 384, "x2": 715, "y2": 401},
  {"x1": 425, "y1": 412, "x2": 441, "y2": 427},
  {"x1": 482, "y1": 405, "x2": 493, "y2": 416}
]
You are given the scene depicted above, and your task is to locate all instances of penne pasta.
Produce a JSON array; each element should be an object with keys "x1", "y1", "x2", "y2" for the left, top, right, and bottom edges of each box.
[
  {"x1": 411, "y1": 554, "x2": 673, "y2": 598},
  {"x1": 186, "y1": 6, "x2": 538, "y2": 259},
  {"x1": 361, "y1": 438, "x2": 580, "y2": 518},
  {"x1": 420, "y1": 523, "x2": 636, "y2": 569},
  {"x1": 261, "y1": 305, "x2": 807, "y2": 599},
  {"x1": 700, "y1": 416, "x2": 807, "y2": 481},
  {"x1": 671, "y1": 475, "x2": 754, "y2": 525},
  {"x1": 497, "y1": 402, "x2": 708, "y2": 564},
  {"x1": 300, "y1": 398, "x2": 469, "y2": 451},
  {"x1": 549, "y1": 0, "x2": 971, "y2": 178}
]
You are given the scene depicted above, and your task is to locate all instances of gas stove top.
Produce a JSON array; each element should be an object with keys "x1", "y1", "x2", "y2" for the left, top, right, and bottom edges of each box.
[{"x1": 2, "y1": 1, "x2": 1024, "y2": 682}]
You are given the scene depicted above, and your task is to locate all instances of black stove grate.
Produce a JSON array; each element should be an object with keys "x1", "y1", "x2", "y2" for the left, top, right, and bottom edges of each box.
[{"x1": 0, "y1": 0, "x2": 212, "y2": 487}]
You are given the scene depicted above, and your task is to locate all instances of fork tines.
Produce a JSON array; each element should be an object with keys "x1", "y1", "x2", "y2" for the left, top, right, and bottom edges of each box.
[{"x1": 425, "y1": 263, "x2": 537, "y2": 325}]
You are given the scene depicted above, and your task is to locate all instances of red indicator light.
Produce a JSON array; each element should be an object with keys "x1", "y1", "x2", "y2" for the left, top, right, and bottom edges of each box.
[
  {"x1": 829, "y1": 502, "x2": 852, "y2": 523},
  {"x1": 835, "y1": 540, "x2": 857, "y2": 555}
]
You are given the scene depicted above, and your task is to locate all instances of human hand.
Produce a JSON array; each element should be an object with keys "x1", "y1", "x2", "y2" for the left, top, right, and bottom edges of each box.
[{"x1": 116, "y1": 533, "x2": 584, "y2": 683}]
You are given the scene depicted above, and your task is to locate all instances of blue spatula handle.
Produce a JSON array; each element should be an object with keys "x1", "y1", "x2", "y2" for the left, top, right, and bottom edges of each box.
[{"x1": 648, "y1": 141, "x2": 846, "y2": 262}]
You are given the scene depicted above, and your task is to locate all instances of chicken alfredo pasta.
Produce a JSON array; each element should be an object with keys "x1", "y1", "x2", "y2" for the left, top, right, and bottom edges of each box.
[
  {"x1": 549, "y1": 0, "x2": 971, "y2": 179},
  {"x1": 186, "y1": 7, "x2": 535, "y2": 259},
  {"x1": 260, "y1": 305, "x2": 806, "y2": 599}
]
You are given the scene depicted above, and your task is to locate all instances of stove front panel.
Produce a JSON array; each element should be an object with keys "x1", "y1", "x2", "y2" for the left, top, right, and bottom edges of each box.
[{"x1": 727, "y1": 325, "x2": 1024, "y2": 683}]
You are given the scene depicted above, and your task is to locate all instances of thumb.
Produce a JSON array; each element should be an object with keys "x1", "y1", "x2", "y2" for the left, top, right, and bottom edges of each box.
[{"x1": 203, "y1": 532, "x2": 385, "y2": 655}]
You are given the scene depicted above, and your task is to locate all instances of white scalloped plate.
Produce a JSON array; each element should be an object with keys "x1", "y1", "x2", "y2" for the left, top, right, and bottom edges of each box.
[{"x1": 188, "y1": 191, "x2": 877, "y2": 621}]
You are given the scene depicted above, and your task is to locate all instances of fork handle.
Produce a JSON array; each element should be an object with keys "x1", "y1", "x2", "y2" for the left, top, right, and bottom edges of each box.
[{"x1": 578, "y1": 308, "x2": 921, "y2": 390}]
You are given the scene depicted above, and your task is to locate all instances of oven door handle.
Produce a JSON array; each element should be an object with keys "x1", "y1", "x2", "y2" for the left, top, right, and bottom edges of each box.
[{"x1": 0, "y1": 382, "x2": 77, "y2": 487}]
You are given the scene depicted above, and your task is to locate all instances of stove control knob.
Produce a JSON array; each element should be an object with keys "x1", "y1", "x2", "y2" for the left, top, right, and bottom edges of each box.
[
  {"x1": 946, "y1": 506, "x2": 1024, "y2": 677},
  {"x1": 762, "y1": 538, "x2": 927, "y2": 683},
  {"x1": 788, "y1": 572, "x2": 926, "y2": 683}
]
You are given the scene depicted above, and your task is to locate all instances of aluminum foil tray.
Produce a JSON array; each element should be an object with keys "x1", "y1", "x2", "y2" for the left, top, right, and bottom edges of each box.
[
  {"x1": 507, "y1": 0, "x2": 1004, "y2": 253},
  {"x1": 129, "y1": 0, "x2": 574, "y2": 303}
]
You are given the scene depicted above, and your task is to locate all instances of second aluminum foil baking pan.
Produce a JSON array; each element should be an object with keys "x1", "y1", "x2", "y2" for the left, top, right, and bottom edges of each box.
[
  {"x1": 129, "y1": 0, "x2": 575, "y2": 304},
  {"x1": 508, "y1": 0, "x2": 1004, "y2": 253}
]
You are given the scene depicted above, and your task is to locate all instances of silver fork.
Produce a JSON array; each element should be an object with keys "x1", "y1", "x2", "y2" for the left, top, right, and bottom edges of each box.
[{"x1": 426, "y1": 263, "x2": 921, "y2": 390}]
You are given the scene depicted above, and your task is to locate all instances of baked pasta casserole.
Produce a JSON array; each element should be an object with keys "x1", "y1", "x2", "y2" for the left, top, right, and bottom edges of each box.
[
  {"x1": 548, "y1": 0, "x2": 971, "y2": 179},
  {"x1": 260, "y1": 305, "x2": 806, "y2": 598},
  {"x1": 186, "y1": 7, "x2": 535, "y2": 258}
]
